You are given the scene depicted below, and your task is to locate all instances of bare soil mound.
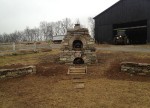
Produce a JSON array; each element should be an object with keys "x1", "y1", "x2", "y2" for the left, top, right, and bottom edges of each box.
[{"x1": 36, "y1": 63, "x2": 68, "y2": 76}]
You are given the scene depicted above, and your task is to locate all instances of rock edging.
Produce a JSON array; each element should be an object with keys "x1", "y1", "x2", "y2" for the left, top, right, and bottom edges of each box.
[
  {"x1": 121, "y1": 62, "x2": 150, "y2": 76},
  {"x1": 0, "y1": 66, "x2": 36, "y2": 79}
]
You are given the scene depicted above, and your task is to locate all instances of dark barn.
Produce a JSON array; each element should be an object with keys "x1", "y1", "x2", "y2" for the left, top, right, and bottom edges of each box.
[{"x1": 94, "y1": 0, "x2": 150, "y2": 44}]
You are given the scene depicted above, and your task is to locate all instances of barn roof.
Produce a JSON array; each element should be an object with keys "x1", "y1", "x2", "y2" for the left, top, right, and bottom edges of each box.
[
  {"x1": 94, "y1": 0, "x2": 123, "y2": 19},
  {"x1": 52, "y1": 35, "x2": 65, "y2": 41}
]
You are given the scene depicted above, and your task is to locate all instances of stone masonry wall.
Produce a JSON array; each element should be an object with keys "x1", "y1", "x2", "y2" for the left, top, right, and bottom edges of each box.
[
  {"x1": 121, "y1": 62, "x2": 150, "y2": 76},
  {"x1": 59, "y1": 50, "x2": 97, "y2": 64},
  {"x1": 0, "y1": 66, "x2": 36, "y2": 79}
]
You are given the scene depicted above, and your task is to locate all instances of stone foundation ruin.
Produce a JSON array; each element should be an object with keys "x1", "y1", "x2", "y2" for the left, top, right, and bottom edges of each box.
[
  {"x1": 59, "y1": 24, "x2": 97, "y2": 65},
  {"x1": 0, "y1": 66, "x2": 36, "y2": 79},
  {"x1": 121, "y1": 62, "x2": 150, "y2": 76}
]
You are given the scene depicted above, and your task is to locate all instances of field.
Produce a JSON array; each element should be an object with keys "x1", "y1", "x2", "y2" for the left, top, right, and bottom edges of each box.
[{"x1": 0, "y1": 44, "x2": 150, "y2": 108}]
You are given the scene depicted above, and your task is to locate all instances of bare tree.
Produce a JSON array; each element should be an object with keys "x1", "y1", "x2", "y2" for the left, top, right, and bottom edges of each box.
[
  {"x1": 61, "y1": 18, "x2": 73, "y2": 34},
  {"x1": 24, "y1": 27, "x2": 31, "y2": 41},
  {"x1": 74, "y1": 19, "x2": 85, "y2": 28},
  {"x1": 9, "y1": 31, "x2": 21, "y2": 42},
  {"x1": 52, "y1": 18, "x2": 73, "y2": 36},
  {"x1": 75, "y1": 19, "x2": 80, "y2": 24},
  {"x1": 88, "y1": 17, "x2": 95, "y2": 38},
  {"x1": 53, "y1": 21, "x2": 62, "y2": 36},
  {"x1": 18, "y1": 31, "x2": 26, "y2": 42},
  {"x1": 2, "y1": 33, "x2": 10, "y2": 43},
  {"x1": 40, "y1": 21, "x2": 53, "y2": 40},
  {"x1": 0, "y1": 18, "x2": 74, "y2": 43},
  {"x1": 47, "y1": 23, "x2": 53, "y2": 40},
  {"x1": 0, "y1": 34, "x2": 3, "y2": 43},
  {"x1": 0, "y1": 31, "x2": 25, "y2": 43},
  {"x1": 34, "y1": 28, "x2": 41, "y2": 41}
]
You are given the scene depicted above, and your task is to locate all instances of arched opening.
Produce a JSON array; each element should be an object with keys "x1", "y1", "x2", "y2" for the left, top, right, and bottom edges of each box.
[
  {"x1": 72, "y1": 40, "x2": 83, "y2": 49},
  {"x1": 73, "y1": 57, "x2": 84, "y2": 64},
  {"x1": 113, "y1": 20, "x2": 147, "y2": 44}
]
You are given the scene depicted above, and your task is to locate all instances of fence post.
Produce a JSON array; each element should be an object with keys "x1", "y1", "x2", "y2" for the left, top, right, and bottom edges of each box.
[
  {"x1": 34, "y1": 42, "x2": 37, "y2": 52},
  {"x1": 13, "y1": 42, "x2": 16, "y2": 52}
]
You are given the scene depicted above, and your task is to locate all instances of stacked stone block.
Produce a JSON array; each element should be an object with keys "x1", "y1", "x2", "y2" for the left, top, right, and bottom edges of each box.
[
  {"x1": 60, "y1": 24, "x2": 97, "y2": 65},
  {"x1": 121, "y1": 62, "x2": 150, "y2": 76},
  {"x1": 0, "y1": 66, "x2": 36, "y2": 79}
]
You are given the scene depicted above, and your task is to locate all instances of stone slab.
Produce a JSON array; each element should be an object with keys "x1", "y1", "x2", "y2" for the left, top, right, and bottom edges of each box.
[{"x1": 74, "y1": 83, "x2": 85, "y2": 89}]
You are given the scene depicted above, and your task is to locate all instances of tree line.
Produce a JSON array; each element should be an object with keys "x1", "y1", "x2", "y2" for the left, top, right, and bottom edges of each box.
[{"x1": 0, "y1": 18, "x2": 94, "y2": 43}]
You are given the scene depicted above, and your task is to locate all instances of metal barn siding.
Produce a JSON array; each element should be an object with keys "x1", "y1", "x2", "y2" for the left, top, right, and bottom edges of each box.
[
  {"x1": 98, "y1": 25, "x2": 112, "y2": 43},
  {"x1": 148, "y1": 20, "x2": 150, "y2": 43},
  {"x1": 94, "y1": 0, "x2": 150, "y2": 44}
]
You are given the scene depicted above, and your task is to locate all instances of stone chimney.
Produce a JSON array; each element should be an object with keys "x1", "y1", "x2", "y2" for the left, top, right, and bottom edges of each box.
[{"x1": 74, "y1": 24, "x2": 80, "y2": 30}]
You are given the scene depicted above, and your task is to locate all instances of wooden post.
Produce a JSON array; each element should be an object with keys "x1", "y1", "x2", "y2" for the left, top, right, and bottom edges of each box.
[
  {"x1": 13, "y1": 42, "x2": 16, "y2": 52},
  {"x1": 34, "y1": 42, "x2": 37, "y2": 52}
]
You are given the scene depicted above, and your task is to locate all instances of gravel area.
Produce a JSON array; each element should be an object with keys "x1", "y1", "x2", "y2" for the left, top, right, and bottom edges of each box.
[{"x1": 96, "y1": 45, "x2": 150, "y2": 53}]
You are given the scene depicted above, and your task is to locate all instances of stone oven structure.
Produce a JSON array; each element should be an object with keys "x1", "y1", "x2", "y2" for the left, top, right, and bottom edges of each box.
[{"x1": 60, "y1": 24, "x2": 97, "y2": 64}]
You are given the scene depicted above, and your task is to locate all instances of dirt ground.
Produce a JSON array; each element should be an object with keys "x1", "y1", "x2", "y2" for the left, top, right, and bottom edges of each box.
[{"x1": 0, "y1": 46, "x2": 150, "y2": 108}]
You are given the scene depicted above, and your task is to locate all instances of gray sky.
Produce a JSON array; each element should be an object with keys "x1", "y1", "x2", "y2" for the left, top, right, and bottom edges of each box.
[{"x1": 0, "y1": 0, "x2": 119, "y2": 34}]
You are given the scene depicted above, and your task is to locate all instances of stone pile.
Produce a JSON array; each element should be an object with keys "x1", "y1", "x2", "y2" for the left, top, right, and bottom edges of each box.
[
  {"x1": 0, "y1": 66, "x2": 36, "y2": 79},
  {"x1": 121, "y1": 62, "x2": 150, "y2": 76}
]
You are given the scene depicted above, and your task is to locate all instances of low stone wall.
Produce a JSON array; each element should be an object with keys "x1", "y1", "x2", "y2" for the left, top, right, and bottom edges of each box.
[
  {"x1": 121, "y1": 62, "x2": 150, "y2": 76},
  {"x1": 0, "y1": 66, "x2": 36, "y2": 79}
]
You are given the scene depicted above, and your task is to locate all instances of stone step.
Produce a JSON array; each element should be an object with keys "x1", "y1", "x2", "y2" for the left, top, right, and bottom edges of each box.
[
  {"x1": 72, "y1": 78, "x2": 85, "y2": 89},
  {"x1": 67, "y1": 66, "x2": 87, "y2": 75},
  {"x1": 74, "y1": 83, "x2": 85, "y2": 89}
]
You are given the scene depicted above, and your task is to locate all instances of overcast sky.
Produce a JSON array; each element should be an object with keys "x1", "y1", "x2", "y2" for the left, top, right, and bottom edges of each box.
[{"x1": 0, "y1": 0, "x2": 119, "y2": 34}]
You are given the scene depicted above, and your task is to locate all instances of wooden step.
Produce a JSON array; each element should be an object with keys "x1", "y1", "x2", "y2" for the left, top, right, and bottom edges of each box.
[{"x1": 68, "y1": 66, "x2": 87, "y2": 74}]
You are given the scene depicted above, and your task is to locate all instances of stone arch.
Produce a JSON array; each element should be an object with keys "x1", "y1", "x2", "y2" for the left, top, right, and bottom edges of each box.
[
  {"x1": 69, "y1": 36, "x2": 87, "y2": 49},
  {"x1": 73, "y1": 57, "x2": 84, "y2": 64},
  {"x1": 72, "y1": 40, "x2": 83, "y2": 49}
]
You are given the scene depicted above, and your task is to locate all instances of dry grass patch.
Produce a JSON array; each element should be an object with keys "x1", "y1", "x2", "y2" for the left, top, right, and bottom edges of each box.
[
  {"x1": 0, "y1": 76, "x2": 150, "y2": 108},
  {"x1": 0, "y1": 49, "x2": 150, "y2": 108},
  {"x1": 0, "y1": 49, "x2": 61, "y2": 67}
]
